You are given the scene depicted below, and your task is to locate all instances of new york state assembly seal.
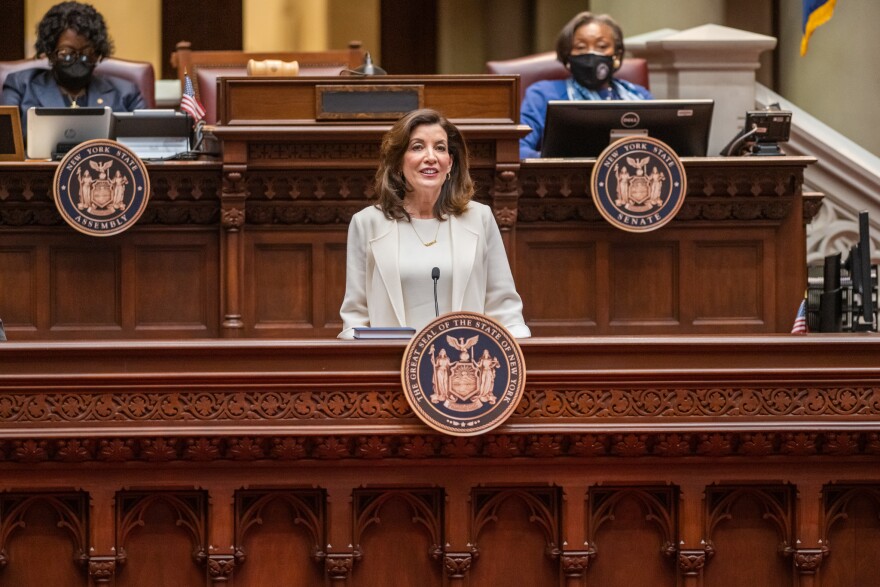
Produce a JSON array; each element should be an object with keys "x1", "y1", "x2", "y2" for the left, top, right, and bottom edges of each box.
[
  {"x1": 590, "y1": 135, "x2": 686, "y2": 232},
  {"x1": 53, "y1": 139, "x2": 150, "y2": 237},
  {"x1": 401, "y1": 312, "x2": 526, "y2": 436}
]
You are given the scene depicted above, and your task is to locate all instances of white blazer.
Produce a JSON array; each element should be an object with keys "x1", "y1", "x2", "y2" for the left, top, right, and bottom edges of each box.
[{"x1": 339, "y1": 201, "x2": 531, "y2": 339}]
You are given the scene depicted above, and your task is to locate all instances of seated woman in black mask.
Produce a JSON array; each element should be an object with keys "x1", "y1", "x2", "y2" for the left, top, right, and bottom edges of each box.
[
  {"x1": 1, "y1": 1, "x2": 146, "y2": 136},
  {"x1": 519, "y1": 11, "x2": 652, "y2": 159}
]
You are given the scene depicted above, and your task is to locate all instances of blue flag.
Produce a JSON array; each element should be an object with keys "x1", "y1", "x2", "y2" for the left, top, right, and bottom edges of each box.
[{"x1": 801, "y1": 0, "x2": 837, "y2": 56}]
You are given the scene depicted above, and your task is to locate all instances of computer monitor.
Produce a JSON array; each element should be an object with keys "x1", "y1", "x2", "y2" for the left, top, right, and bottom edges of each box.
[
  {"x1": 112, "y1": 110, "x2": 191, "y2": 160},
  {"x1": 540, "y1": 99, "x2": 714, "y2": 159},
  {"x1": 26, "y1": 106, "x2": 112, "y2": 160}
]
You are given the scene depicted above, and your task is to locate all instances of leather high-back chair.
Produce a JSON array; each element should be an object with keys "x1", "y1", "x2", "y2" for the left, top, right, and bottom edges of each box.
[
  {"x1": 170, "y1": 41, "x2": 366, "y2": 125},
  {"x1": 485, "y1": 51, "x2": 649, "y2": 102},
  {"x1": 0, "y1": 57, "x2": 156, "y2": 108}
]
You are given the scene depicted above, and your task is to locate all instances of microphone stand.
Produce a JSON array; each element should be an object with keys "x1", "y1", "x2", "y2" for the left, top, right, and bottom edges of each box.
[{"x1": 432, "y1": 267, "x2": 440, "y2": 317}]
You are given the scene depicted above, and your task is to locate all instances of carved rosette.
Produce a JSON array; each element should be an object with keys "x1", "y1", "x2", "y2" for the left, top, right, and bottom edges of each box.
[
  {"x1": 221, "y1": 169, "x2": 246, "y2": 230},
  {"x1": 221, "y1": 204, "x2": 245, "y2": 229},
  {"x1": 793, "y1": 547, "x2": 829, "y2": 575},
  {"x1": 560, "y1": 550, "x2": 593, "y2": 578},
  {"x1": 324, "y1": 553, "x2": 354, "y2": 581},
  {"x1": 207, "y1": 554, "x2": 236, "y2": 582},
  {"x1": 491, "y1": 166, "x2": 520, "y2": 230},
  {"x1": 87, "y1": 556, "x2": 118, "y2": 583},
  {"x1": 443, "y1": 552, "x2": 473, "y2": 579},
  {"x1": 677, "y1": 549, "x2": 708, "y2": 576}
]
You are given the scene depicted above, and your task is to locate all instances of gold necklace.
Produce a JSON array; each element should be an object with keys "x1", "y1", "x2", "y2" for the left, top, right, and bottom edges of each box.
[
  {"x1": 409, "y1": 218, "x2": 442, "y2": 247},
  {"x1": 64, "y1": 89, "x2": 85, "y2": 108}
]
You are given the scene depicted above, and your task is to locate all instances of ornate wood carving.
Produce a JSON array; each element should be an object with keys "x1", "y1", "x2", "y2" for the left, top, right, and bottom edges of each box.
[
  {"x1": 587, "y1": 486, "x2": 678, "y2": 563},
  {"x1": 0, "y1": 492, "x2": 89, "y2": 574},
  {"x1": 116, "y1": 491, "x2": 208, "y2": 568},
  {"x1": 823, "y1": 484, "x2": 880, "y2": 550},
  {"x1": 3, "y1": 384, "x2": 879, "y2": 428},
  {"x1": 705, "y1": 485, "x2": 794, "y2": 559},
  {"x1": 352, "y1": 488, "x2": 444, "y2": 565},
  {"x1": 516, "y1": 161, "x2": 815, "y2": 225},
  {"x1": 443, "y1": 552, "x2": 473, "y2": 579},
  {"x1": 3, "y1": 431, "x2": 880, "y2": 464},
  {"x1": 234, "y1": 489, "x2": 325, "y2": 566},
  {"x1": 471, "y1": 487, "x2": 562, "y2": 561},
  {"x1": 0, "y1": 165, "x2": 221, "y2": 228},
  {"x1": 324, "y1": 553, "x2": 355, "y2": 581},
  {"x1": 207, "y1": 553, "x2": 236, "y2": 582},
  {"x1": 792, "y1": 547, "x2": 828, "y2": 575},
  {"x1": 677, "y1": 546, "x2": 714, "y2": 576},
  {"x1": 560, "y1": 550, "x2": 593, "y2": 578},
  {"x1": 87, "y1": 555, "x2": 123, "y2": 583}
]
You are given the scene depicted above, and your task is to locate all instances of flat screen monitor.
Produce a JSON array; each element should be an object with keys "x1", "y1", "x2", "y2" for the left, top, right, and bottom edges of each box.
[
  {"x1": 26, "y1": 106, "x2": 112, "y2": 160},
  {"x1": 540, "y1": 99, "x2": 714, "y2": 158},
  {"x1": 112, "y1": 110, "x2": 191, "y2": 159}
]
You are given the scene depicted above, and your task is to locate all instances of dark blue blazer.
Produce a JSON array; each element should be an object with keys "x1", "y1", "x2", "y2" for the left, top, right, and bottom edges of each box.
[{"x1": 1, "y1": 68, "x2": 146, "y2": 137}]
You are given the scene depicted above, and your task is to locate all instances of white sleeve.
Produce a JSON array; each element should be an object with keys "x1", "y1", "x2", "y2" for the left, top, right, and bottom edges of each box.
[
  {"x1": 482, "y1": 208, "x2": 531, "y2": 338},
  {"x1": 338, "y1": 213, "x2": 370, "y2": 338}
]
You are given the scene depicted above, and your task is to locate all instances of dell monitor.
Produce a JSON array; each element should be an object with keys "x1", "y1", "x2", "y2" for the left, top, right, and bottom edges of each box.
[{"x1": 540, "y1": 99, "x2": 714, "y2": 159}]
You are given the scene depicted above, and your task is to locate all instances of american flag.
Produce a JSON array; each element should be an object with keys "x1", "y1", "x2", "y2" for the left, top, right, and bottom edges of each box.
[
  {"x1": 180, "y1": 72, "x2": 206, "y2": 122},
  {"x1": 791, "y1": 299, "x2": 808, "y2": 334}
]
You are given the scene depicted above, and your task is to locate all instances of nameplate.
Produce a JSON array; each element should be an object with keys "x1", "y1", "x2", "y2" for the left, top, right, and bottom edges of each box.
[{"x1": 316, "y1": 84, "x2": 424, "y2": 120}]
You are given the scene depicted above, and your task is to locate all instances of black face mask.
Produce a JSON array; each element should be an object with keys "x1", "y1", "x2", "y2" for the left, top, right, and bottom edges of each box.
[
  {"x1": 53, "y1": 60, "x2": 95, "y2": 92},
  {"x1": 568, "y1": 53, "x2": 615, "y2": 90}
]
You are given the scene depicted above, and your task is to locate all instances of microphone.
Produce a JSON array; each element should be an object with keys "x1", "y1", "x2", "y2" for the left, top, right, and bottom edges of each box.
[
  {"x1": 431, "y1": 267, "x2": 440, "y2": 317},
  {"x1": 352, "y1": 52, "x2": 387, "y2": 75}
]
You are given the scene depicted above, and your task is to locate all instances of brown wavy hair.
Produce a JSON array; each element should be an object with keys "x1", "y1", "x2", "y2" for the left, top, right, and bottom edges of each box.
[{"x1": 374, "y1": 109, "x2": 474, "y2": 220}]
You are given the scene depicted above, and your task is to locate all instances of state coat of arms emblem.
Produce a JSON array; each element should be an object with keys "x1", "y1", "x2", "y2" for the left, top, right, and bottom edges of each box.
[
  {"x1": 590, "y1": 136, "x2": 687, "y2": 232},
  {"x1": 53, "y1": 139, "x2": 150, "y2": 236},
  {"x1": 401, "y1": 312, "x2": 526, "y2": 436}
]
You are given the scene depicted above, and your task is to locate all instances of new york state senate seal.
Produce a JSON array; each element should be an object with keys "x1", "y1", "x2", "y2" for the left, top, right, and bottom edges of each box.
[
  {"x1": 401, "y1": 312, "x2": 526, "y2": 436},
  {"x1": 590, "y1": 135, "x2": 687, "y2": 233},
  {"x1": 53, "y1": 139, "x2": 150, "y2": 237}
]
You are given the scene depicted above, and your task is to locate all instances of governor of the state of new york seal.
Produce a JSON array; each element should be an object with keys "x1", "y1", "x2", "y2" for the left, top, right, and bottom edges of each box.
[
  {"x1": 53, "y1": 139, "x2": 150, "y2": 237},
  {"x1": 590, "y1": 135, "x2": 686, "y2": 233},
  {"x1": 401, "y1": 312, "x2": 526, "y2": 437}
]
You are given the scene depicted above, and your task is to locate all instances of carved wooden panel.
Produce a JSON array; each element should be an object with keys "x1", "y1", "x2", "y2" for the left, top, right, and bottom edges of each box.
[
  {"x1": 131, "y1": 235, "x2": 219, "y2": 334},
  {"x1": 52, "y1": 246, "x2": 120, "y2": 329},
  {"x1": 609, "y1": 242, "x2": 678, "y2": 324},
  {"x1": 0, "y1": 248, "x2": 36, "y2": 330},
  {"x1": 244, "y1": 230, "x2": 347, "y2": 337},
  {"x1": 234, "y1": 489, "x2": 325, "y2": 587},
  {"x1": 586, "y1": 486, "x2": 678, "y2": 586},
  {"x1": 692, "y1": 239, "x2": 766, "y2": 324},
  {"x1": 0, "y1": 493, "x2": 88, "y2": 587},
  {"x1": 351, "y1": 488, "x2": 444, "y2": 586},
  {"x1": 470, "y1": 487, "x2": 561, "y2": 585},
  {"x1": 822, "y1": 485, "x2": 880, "y2": 586},
  {"x1": 703, "y1": 485, "x2": 794, "y2": 587},
  {"x1": 515, "y1": 230, "x2": 597, "y2": 331},
  {"x1": 115, "y1": 491, "x2": 207, "y2": 587}
]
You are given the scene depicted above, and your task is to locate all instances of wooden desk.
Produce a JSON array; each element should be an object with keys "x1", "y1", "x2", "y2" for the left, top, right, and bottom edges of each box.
[
  {"x1": 0, "y1": 155, "x2": 818, "y2": 340},
  {"x1": 0, "y1": 336, "x2": 878, "y2": 585},
  {"x1": 0, "y1": 77, "x2": 820, "y2": 339}
]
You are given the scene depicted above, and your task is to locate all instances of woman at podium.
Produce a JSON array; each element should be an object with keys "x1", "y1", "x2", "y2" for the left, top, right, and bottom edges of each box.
[
  {"x1": 520, "y1": 11, "x2": 652, "y2": 158},
  {"x1": 339, "y1": 109, "x2": 530, "y2": 339},
  {"x1": 1, "y1": 1, "x2": 145, "y2": 134}
]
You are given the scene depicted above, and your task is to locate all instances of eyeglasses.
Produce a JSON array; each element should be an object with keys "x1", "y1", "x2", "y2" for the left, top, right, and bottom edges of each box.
[{"x1": 53, "y1": 48, "x2": 97, "y2": 65}]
